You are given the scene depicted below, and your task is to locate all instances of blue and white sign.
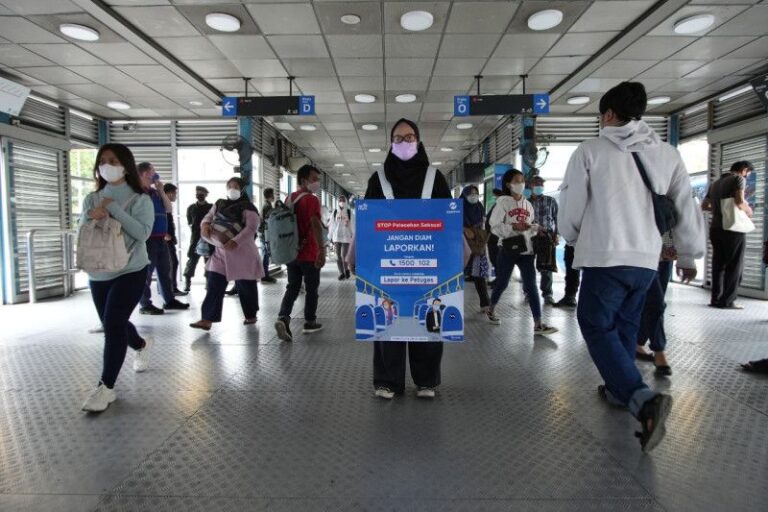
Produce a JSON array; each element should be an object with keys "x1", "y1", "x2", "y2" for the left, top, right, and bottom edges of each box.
[
  {"x1": 299, "y1": 95, "x2": 315, "y2": 116},
  {"x1": 221, "y1": 96, "x2": 237, "y2": 117},
  {"x1": 532, "y1": 93, "x2": 550, "y2": 114},
  {"x1": 355, "y1": 199, "x2": 464, "y2": 342},
  {"x1": 454, "y1": 95, "x2": 470, "y2": 117}
]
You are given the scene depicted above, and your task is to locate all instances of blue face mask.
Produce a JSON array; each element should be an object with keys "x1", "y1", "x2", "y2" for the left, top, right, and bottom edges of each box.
[
  {"x1": 523, "y1": 189, "x2": 532, "y2": 199},
  {"x1": 533, "y1": 186, "x2": 545, "y2": 196}
]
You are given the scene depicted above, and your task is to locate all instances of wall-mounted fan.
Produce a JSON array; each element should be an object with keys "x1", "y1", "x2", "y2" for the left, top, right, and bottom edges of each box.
[
  {"x1": 520, "y1": 140, "x2": 549, "y2": 169},
  {"x1": 220, "y1": 134, "x2": 253, "y2": 169}
]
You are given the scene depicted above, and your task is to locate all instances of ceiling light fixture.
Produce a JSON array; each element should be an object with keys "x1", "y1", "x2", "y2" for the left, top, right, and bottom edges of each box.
[
  {"x1": 340, "y1": 14, "x2": 361, "y2": 25},
  {"x1": 400, "y1": 10, "x2": 434, "y2": 32},
  {"x1": 342, "y1": 172, "x2": 352, "y2": 176},
  {"x1": 189, "y1": 100, "x2": 203, "y2": 106},
  {"x1": 439, "y1": 147, "x2": 453, "y2": 152},
  {"x1": 368, "y1": 148, "x2": 382, "y2": 153},
  {"x1": 299, "y1": 124, "x2": 317, "y2": 131},
  {"x1": 718, "y1": 85, "x2": 753, "y2": 102},
  {"x1": 334, "y1": 163, "x2": 345, "y2": 167},
  {"x1": 106, "y1": 100, "x2": 130, "y2": 110},
  {"x1": 527, "y1": 9, "x2": 563, "y2": 31},
  {"x1": 59, "y1": 23, "x2": 100, "y2": 42},
  {"x1": 372, "y1": 163, "x2": 382, "y2": 166},
  {"x1": 205, "y1": 12, "x2": 241, "y2": 33},
  {"x1": 566, "y1": 96, "x2": 590, "y2": 105},
  {"x1": 647, "y1": 96, "x2": 671, "y2": 105},
  {"x1": 361, "y1": 124, "x2": 378, "y2": 131},
  {"x1": 432, "y1": 161, "x2": 442, "y2": 165},
  {"x1": 395, "y1": 93, "x2": 417, "y2": 103},
  {"x1": 456, "y1": 123, "x2": 473, "y2": 130},
  {"x1": 673, "y1": 14, "x2": 715, "y2": 35},
  {"x1": 354, "y1": 93, "x2": 376, "y2": 104}
]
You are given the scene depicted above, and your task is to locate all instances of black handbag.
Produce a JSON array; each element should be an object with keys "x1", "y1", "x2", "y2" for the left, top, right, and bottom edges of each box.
[
  {"x1": 631, "y1": 153, "x2": 677, "y2": 235},
  {"x1": 502, "y1": 234, "x2": 528, "y2": 255},
  {"x1": 533, "y1": 233, "x2": 558, "y2": 272}
]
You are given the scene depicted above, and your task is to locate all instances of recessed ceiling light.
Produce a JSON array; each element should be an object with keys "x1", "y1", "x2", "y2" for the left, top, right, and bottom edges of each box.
[
  {"x1": 334, "y1": 163, "x2": 345, "y2": 167},
  {"x1": 718, "y1": 85, "x2": 753, "y2": 102},
  {"x1": 107, "y1": 101, "x2": 130, "y2": 110},
  {"x1": 439, "y1": 147, "x2": 453, "y2": 152},
  {"x1": 395, "y1": 93, "x2": 417, "y2": 103},
  {"x1": 527, "y1": 9, "x2": 563, "y2": 31},
  {"x1": 342, "y1": 172, "x2": 352, "y2": 176},
  {"x1": 354, "y1": 93, "x2": 376, "y2": 104},
  {"x1": 673, "y1": 14, "x2": 715, "y2": 35},
  {"x1": 189, "y1": 100, "x2": 203, "y2": 106},
  {"x1": 59, "y1": 23, "x2": 100, "y2": 42},
  {"x1": 567, "y1": 96, "x2": 590, "y2": 105},
  {"x1": 205, "y1": 12, "x2": 241, "y2": 33},
  {"x1": 300, "y1": 124, "x2": 317, "y2": 131},
  {"x1": 368, "y1": 148, "x2": 382, "y2": 153},
  {"x1": 348, "y1": 180, "x2": 357, "y2": 184},
  {"x1": 432, "y1": 161, "x2": 442, "y2": 165},
  {"x1": 340, "y1": 14, "x2": 361, "y2": 25},
  {"x1": 456, "y1": 123, "x2": 473, "y2": 130},
  {"x1": 400, "y1": 10, "x2": 434, "y2": 31},
  {"x1": 372, "y1": 162, "x2": 381, "y2": 166},
  {"x1": 647, "y1": 96, "x2": 671, "y2": 105},
  {"x1": 361, "y1": 124, "x2": 378, "y2": 131}
]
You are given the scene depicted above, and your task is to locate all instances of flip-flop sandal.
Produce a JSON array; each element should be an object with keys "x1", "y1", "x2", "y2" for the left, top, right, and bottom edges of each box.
[{"x1": 635, "y1": 394, "x2": 673, "y2": 453}]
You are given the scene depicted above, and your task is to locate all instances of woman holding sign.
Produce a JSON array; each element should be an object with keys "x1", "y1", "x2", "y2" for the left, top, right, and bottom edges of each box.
[
  {"x1": 488, "y1": 169, "x2": 558, "y2": 335},
  {"x1": 357, "y1": 119, "x2": 453, "y2": 400}
]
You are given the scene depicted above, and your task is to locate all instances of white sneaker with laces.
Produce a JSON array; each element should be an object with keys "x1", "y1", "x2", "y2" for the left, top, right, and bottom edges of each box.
[
  {"x1": 534, "y1": 324, "x2": 558, "y2": 336},
  {"x1": 416, "y1": 387, "x2": 436, "y2": 399},
  {"x1": 82, "y1": 384, "x2": 116, "y2": 412},
  {"x1": 133, "y1": 337, "x2": 153, "y2": 373},
  {"x1": 374, "y1": 387, "x2": 395, "y2": 399}
]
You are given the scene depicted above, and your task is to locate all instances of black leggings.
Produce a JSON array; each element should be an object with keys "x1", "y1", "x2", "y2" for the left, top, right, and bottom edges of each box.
[{"x1": 89, "y1": 267, "x2": 148, "y2": 388}]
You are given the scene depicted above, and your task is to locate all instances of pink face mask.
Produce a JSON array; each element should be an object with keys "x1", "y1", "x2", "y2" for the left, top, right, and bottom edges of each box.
[{"x1": 391, "y1": 141, "x2": 418, "y2": 161}]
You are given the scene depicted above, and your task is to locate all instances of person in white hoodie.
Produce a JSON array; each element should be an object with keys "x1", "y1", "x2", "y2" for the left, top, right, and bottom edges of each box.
[
  {"x1": 330, "y1": 195, "x2": 354, "y2": 280},
  {"x1": 558, "y1": 82, "x2": 705, "y2": 452}
]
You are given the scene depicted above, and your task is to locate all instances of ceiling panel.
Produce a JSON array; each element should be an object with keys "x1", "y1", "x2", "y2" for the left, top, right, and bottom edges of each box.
[
  {"x1": 385, "y1": 34, "x2": 440, "y2": 58},
  {"x1": 0, "y1": 17, "x2": 65, "y2": 43},
  {"x1": 725, "y1": 36, "x2": 768, "y2": 59},
  {"x1": 636, "y1": 60, "x2": 708, "y2": 79},
  {"x1": 481, "y1": 58, "x2": 538, "y2": 75},
  {"x1": 387, "y1": 76, "x2": 431, "y2": 91},
  {"x1": 427, "y1": 76, "x2": 474, "y2": 92},
  {"x1": 0, "y1": 0, "x2": 81, "y2": 15},
  {"x1": 117, "y1": 65, "x2": 181, "y2": 83},
  {"x1": 709, "y1": 4, "x2": 768, "y2": 37},
  {"x1": 529, "y1": 56, "x2": 589, "y2": 75},
  {"x1": 669, "y1": 35, "x2": 756, "y2": 61},
  {"x1": 616, "y1": 36, "x2": 697, "y2": 60},
  {"x1": 15, "y1": 66, "x2": 91, "y2": 85},
  {"x1": 175, "y1": 4, "x2": 260, "y2": 36},
  {"x1": 30, "y1": 85, "x2": 82, "y2": 101},
  {"x1": 21, "y1": 43, "x2": 104, "y2": 65},
  {"x1": 438, "y1": 34, "x2": 500, "y2": 59},
  {"x1": 335, "y1": 58, "x2": 383, "y2": 76},
  {"x1": 230, "y1": 59, "x2": 286, "y2": 78},
  {"x1": 492, "y1": 34, "x2": 560, "y2": 58},
  {"x1": 683, "y1": 58, "x2": 761, "y2": 79},
  {"x1": 314, "y1": 1, "x2": 382, "y2": 35},
  {"x1": 0, "y1": 44, "x2": 54, "y2": 67},
  {"x1": 569, "y1": 1, "x2": 654, "y2": 32},
  {"x1": 60, "y1": 82, "x2": 123, "y2": 99},
  {"x1": 547, "y1": 31, "x2": 618, "y2": 57},
  {"x1": 155, "y1": 37, "x2": 225, "y2": 60},
  {"x1": 386, "y1": 58, "x2": 435, "y2": 76},
  {"x1": 590, "y1": 59, "x2": 656, "y2": 79},
  {"x1": 246, "y1": 3, "x2": 321, "y2": 35},
  {"x1": 77, "y1": 42, "x2": 156, "y2": 65},
  {"x1": 207, "y1": 35, "x2": 276, "y2": 60},
  {"x1": 432, "y1": 58, "x2": 484, "y2": 76},
  {"x1": 327, "y1": 35, "x2": 382, "y2": 58},
  {"x1": 445, "y1": 1, "x2": 518, "y2": 34},
  {"x1": 569, "y1": 77, "x2": 625, "y2": 93},
  {"x1": 507, "y1": 1, "x2": 589, "y2": 34},
  {"x1": 283, "y1": 58, "x2": 336, "y2": 76},
  {"x1": 115, "y1": 6, "x2": 200, "y2": 37},
  {"x1": 185, "y1": 59, "x2": 240, "y2": 79},
  {"x1": 148, "y1": 81, "x2": 204, "y2": 97}
]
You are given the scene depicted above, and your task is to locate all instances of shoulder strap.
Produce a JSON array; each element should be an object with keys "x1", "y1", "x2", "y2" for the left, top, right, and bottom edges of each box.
[
  {"x1": 122, "y1": 192, "x2": 139, "y2": 210},
  {"x1": 421, "y1": 166, "x2": 437, "y2": 199},
  {"x1": 287, "y1": 192, "x2": 308, "y2": 211},
  {"x1": 631, "y1": 153, "x2": 655, "y2": 195},
  {"x1": 376, "y1": 169, "x2": 394, "y2": 199}
]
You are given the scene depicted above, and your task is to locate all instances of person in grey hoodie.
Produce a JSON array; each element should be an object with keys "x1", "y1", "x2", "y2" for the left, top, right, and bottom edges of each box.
[{"x1": 558, "y1": 82, "x2": 705, "y2": 452}]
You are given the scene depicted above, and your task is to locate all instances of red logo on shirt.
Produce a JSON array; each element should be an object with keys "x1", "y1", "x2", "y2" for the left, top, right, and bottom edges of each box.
[{"x1": 508, "y1": 208, "x2": 530, "y2": 223}]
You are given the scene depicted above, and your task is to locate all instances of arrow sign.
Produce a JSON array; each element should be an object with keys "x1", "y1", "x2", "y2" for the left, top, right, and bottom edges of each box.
[
  {"x1": 533, "y1": 94, "x2": 549, "y2": 114},
  {"x1": 222, "y1": 96, "x2": 317, "y2": 117},
  {"x1": 453, "y1": 94, "x2": 550, "y2": 116},
  {"x1": 221, "y1": 96, "x2": 237, "y2": 117}
]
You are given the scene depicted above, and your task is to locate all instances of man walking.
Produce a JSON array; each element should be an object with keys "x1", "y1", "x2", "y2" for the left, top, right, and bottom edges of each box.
[
  {"x1": 259, "y1": 187, "x2": 277, "y2": 284},
  {"x1": 182, "y1": 186, "x2": 212, "y2": 292},
  {"x1": 529, "y1": 175, "x2": 559, "y2": 305},
  {"x1": 162, "y1": 183, "x2": 186, "y2": 296}
]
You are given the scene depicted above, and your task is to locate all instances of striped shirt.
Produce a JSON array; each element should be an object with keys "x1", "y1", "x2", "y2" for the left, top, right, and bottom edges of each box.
[{"x1": 530, "y1": 194, "x2": 558, "y2": 234}]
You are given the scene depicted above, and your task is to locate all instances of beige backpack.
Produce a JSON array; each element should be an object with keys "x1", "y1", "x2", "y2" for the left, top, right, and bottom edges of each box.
[{"x1": 77, "y1": 193, "x2": 138, "y2": 273}]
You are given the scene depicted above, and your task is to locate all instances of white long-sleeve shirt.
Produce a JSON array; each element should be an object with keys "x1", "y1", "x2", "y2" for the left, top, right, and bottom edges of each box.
[
  {"x1": 558, "y1": 120, "x2": 705, "y2": 271},
  {"x1": 489, "y1": 195, "x2": 538, "y2": 256}
]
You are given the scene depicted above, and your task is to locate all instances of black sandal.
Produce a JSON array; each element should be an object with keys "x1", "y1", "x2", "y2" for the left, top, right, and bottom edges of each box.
[
  {"x1": 740, "y1": 358, "x2": 768, "y2": 374},
  {"x1": 635, "y1": 394, "x2": 673, "y2": 453},
  {"x1": 635, "y1": 351, "x2": 655, "y2": 362},
  {"x1": 654, "y1": 364, "x2": 672, "y2": 377}
]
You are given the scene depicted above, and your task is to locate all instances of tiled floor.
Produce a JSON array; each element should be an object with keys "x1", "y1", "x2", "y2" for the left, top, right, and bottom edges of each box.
[{"x1": 0, "y1": 265, "x2": 766, "y2": 512}]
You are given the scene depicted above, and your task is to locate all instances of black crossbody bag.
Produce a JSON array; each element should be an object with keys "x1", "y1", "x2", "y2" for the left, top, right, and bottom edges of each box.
[{"x1": 631, "y1": 153, "x2": 677, "y2": 235}]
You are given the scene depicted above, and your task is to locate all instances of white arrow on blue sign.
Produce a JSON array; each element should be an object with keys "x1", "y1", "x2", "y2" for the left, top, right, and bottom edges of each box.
[
  {"x1": 532, "y1": 94, "x2": 550, "y2": 114},
  {"x1": 221, "y1": 96, "x2": 237, "y2": 117}
]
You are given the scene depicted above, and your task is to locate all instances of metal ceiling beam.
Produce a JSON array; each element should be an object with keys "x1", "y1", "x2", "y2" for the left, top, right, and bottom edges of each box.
[
  {"x1": 72, "y1": 0, "x2": 223, "y2": 103},
  {"x1": 549, "y1": 0, "x2": 690, "y2": 102}
]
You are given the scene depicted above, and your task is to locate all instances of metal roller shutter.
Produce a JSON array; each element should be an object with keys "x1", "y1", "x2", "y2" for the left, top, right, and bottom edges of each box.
[
  {"x1": 536, "y1": 117, "x2": 599, "y2": 144},
  {"x1": 720, "y1": 136, "x2": 767, "y2": 290},
  {"x1": 176, "y1": 120, "x2": 237, "y2": 146},
  {"x1": 680, "y1": 105, "x2": 709, "y2": 140},
  {"x1": 69, "y1": 110, "x2": 99, "y2": 144},
  {"x1": 18, "y1": 97, "x2": 66, "y2": 135},
  {"x1": 645, "y1": 116, "x2": 669, "y2": 142},
  {"x1": 260, "y1": 120, "x2": 280, "y2": 192},
  {"x1": 6, "y1": 141, "x2": 67, "y2": 301},
  {"x1": 108, "y1": 121, "x2": 172, "y2": 145},
  {"x1": 127, "y1": 147, "x2": 173, "y2": 182},
  {"x1": 713, "y1": 92, "x2": 764, "y2": 129},
  {"x1": 495, "y1": 119, "x2": 513, "y2": 163}
]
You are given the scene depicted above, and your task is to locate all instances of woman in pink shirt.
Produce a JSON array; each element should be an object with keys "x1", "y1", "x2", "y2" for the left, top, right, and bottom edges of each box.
[{"x1": 190, "y1": 177, "x2": 264, "y2": 330}]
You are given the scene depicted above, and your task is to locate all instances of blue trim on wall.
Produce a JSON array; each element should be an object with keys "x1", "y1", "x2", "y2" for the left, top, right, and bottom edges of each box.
[
  {"x1": 0, "y1": 112, "x2": 10, "y2": 125},
  {"x1": 238, "y1": 117, "x2": 254, "y2": 199},
  {"x1": 669, "y1": 114, "x2": 680, "y2": 147},
  {"x1": 97, "y1": 119, "x2": 108, "y2": 145}
]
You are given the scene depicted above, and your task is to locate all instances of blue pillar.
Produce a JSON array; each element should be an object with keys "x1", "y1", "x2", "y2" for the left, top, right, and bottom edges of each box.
[
  {"x1": 520, "y1": 116, "x2": 536, "y2": 178},
  {"x1": 97, "y1": 119, "x2": 108, "y2": 146},
  {"x1": 669, "y1": 114, "x2": 680, "y2": 147},
  {"x1": 0, "y1": 112, "x2": 10, "y2": 125},
  {"x1": 0, "y1": 113, "x2": 8, "y2": 302},
  {"x1": 238, "y1": 116, "x2": 254, "y2": 198}
]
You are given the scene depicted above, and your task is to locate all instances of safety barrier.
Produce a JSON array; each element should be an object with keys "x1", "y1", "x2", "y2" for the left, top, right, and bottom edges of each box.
[{"x1": 25, "y1": 229, "x2": 78, "y2": 304}]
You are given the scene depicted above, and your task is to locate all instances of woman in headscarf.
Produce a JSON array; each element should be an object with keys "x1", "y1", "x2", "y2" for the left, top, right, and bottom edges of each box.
[
  {"x1": 190, "y1": 177, "x2": 264, "y2": 330},
  {"x1": 461, "y1": 185, "x2": 491, "y2": 316},
  {"x1": 353, "y1": 118, "x2": 452, "y2": 400}
]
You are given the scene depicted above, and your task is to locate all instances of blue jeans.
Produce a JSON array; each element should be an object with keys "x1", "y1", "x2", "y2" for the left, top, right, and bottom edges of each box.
[
  {"x1": 637, "y1": 261, "x2": 674, "y2": 352},
  {"x1": 202, "y1": 271, "x2": 259, "y2": 322},
  {"x1": 141, "y1": 237, "x2": 174, "y2": 307},
  {"x1": 490, "y1": 248, "x2": 541, "y2": 321},
  {"x1": 578, "y1": 267, "x2": 659, "y2": 418},
  {"x1": 90, "y1": 267, "x2": 148, "y2": 388}
]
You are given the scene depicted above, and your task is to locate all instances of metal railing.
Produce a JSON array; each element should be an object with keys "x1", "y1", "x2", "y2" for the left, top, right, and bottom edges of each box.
[{"x1": 26, "y1": 229, "x2": 78, "y2": 304}]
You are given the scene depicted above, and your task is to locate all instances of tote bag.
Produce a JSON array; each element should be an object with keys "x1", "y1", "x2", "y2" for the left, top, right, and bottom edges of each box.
[{"x1": 721, "y1": 198, "x2": 755, "y2": 234}]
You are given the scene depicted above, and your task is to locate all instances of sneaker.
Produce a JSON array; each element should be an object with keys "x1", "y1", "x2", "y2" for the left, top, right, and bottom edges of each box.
[
  {"x1": 275, "y1": 317, "x2": 293, "y2": 342},
  {"x1": 486, "y1": 311, "x2": 501, "y2": 325},
  {"x1": 82, "y1": 384, "x2": 117, "y2": 412},
  {"x1": 164, "y1": 300, "x2": 189, "y2": 310},
  {"x1": 543, "y1": 296, "x2": 556, "y2": 306},
  {"x1": 374, "y1": 387, "x2": 395, "y2": 399},
  {"x1": 636, "y1": 393, "x2": 673, "y2": 453},
  {"x1": 554, "y1": 296, "x2": 577, "y2": 308},
  {"x1": 261, "y1": 276, "x2": 277, "y2": 284},
  {"x1": 302, "y1": 322, "x2": 323, "y2": 334},
  {"x1": 88, "y1": 325, "x2": 104, "y2": 334},
  {"x1": 338, "y1": 274, "x2": 346, "y2": 281},
  {"x1": 225, "y1": 287, "x2": 237, "y2": 296},
  {"x1": 416, "y1": 387, "x2": 436, "y2": 399},
  {"x1": 140, "y1": 304, "x2": 164, "y2": 315},
  {"x1": 534, "y1": 324, "x2": 558, "y2": 335},
  {"x1": 345, "y1": 270, "x2": 351, "y2": 279},
  {"x1": 133, "y1": 337, "x2": 153, "y2": 373},
  {"x1": 174, "y1": 288, "x2": 188, "y2": 296}
]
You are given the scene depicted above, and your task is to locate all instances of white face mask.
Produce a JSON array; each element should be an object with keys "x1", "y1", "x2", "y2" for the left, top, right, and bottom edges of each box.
[
  {"x1": 99, "y1": 164, "x2": 124, "y2": 183},
  {"x1": 308, "y1": 181, "x2": 321, "y2": 193},
  {"x1": 510, "y1": 183, "x2": 525, "y2": 196},
  {"x1": 433, "y1": 304, "x2": 441, "y2": 311},
  {"x1": 467, "y1": 194, "x2": 479, "y2": 204},
  {"x1": 338, "y1": 202, "x2": 346, "y2": 208},
  {"x1": 227, "y1": 188, "x2": 241, "y2": 201}
]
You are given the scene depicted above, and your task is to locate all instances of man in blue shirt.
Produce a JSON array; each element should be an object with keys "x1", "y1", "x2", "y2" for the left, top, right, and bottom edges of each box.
[{"x1": 137, "y1": 162, "x2": 189, "y2": 314}]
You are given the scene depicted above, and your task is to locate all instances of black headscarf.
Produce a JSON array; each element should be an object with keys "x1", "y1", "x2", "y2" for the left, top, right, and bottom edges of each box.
[
  {"x1": 216, "y1": 177, "x2": 257, "y2": 222},
  {"x1": 461, "y1": 185, "x2": 485, "y2": 228},
  {"x1": 382, "y1": 118, "x2": 431, "y2": 197}
]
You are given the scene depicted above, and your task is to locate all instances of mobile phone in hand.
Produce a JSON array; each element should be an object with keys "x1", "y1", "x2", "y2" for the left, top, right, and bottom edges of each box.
[{"x1": 152, "y1": 173, "x2": 160, "y2": 182}]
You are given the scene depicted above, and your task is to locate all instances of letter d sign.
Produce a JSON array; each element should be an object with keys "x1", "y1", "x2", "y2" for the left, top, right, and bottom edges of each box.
[{"x1": 299, "y1": 96, "x2": 315, "y2": 116}]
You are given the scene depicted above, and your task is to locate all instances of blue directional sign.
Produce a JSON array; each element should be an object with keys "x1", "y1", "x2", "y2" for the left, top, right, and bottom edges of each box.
[
  {"x1": 532, "y1": 93, "x2": 550, "y2": 114},
  {"x1": 221, "y1": 96, "x2": 237, "y2": 117},
  {"x1": 454, "y1": 95, "x2": 470, "y2": 117},
  {"x1": 299, "y1": 95, "x2": 315, "y2": 115}
]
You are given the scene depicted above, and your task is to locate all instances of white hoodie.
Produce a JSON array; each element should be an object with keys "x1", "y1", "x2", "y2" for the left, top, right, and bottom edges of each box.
[{"x1": 558, "y1": 120, "x2": 705, "y2": 271}]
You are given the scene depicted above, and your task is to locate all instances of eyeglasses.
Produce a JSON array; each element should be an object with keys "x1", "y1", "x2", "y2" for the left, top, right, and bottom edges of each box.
[{"x1": 392, "y1": 134, "x2": 417, "y2": 144}]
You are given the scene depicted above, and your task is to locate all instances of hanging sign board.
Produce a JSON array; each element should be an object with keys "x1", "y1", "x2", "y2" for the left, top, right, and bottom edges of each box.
[
  {"x1": 221, "y1": 95, "x2": 315, "y2": 117},
  {"x1": 354, "y1": 199, "x2": 464, "y2": 343},
  {"x1": 454, "y1": 94, "x2": 550, "y2": 116}
]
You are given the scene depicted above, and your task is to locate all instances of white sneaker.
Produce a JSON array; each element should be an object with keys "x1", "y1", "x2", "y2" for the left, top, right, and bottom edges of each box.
[
  {"x1": 374, "y1": 387, "x2": 395, "y2": 399},
  {"x1": 82, "y1": 384, "x2": 116, "y2": 412},
  {"x1": 534, "y1": 324, "x2": 558, "y2": 336},
  {"x1": 416, "y1": 387, "x2": 436, "y2": 399},
  {"x1": 133, "y1": 337, "x2": 153, "y2": 373},
  {"x1": 88, "y1": 325, "x2": 104, "y2": 334}
]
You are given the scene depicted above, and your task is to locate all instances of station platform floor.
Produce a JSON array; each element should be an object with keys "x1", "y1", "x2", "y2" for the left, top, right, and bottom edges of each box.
[{"x1": 0, "y1": 263, "x2": 766, "y2": 512}]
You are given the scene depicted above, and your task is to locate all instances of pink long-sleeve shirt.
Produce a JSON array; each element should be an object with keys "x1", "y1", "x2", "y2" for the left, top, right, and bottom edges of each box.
[{"x1": 201, "y1": 204, "x2": 264, "y2": 281}]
